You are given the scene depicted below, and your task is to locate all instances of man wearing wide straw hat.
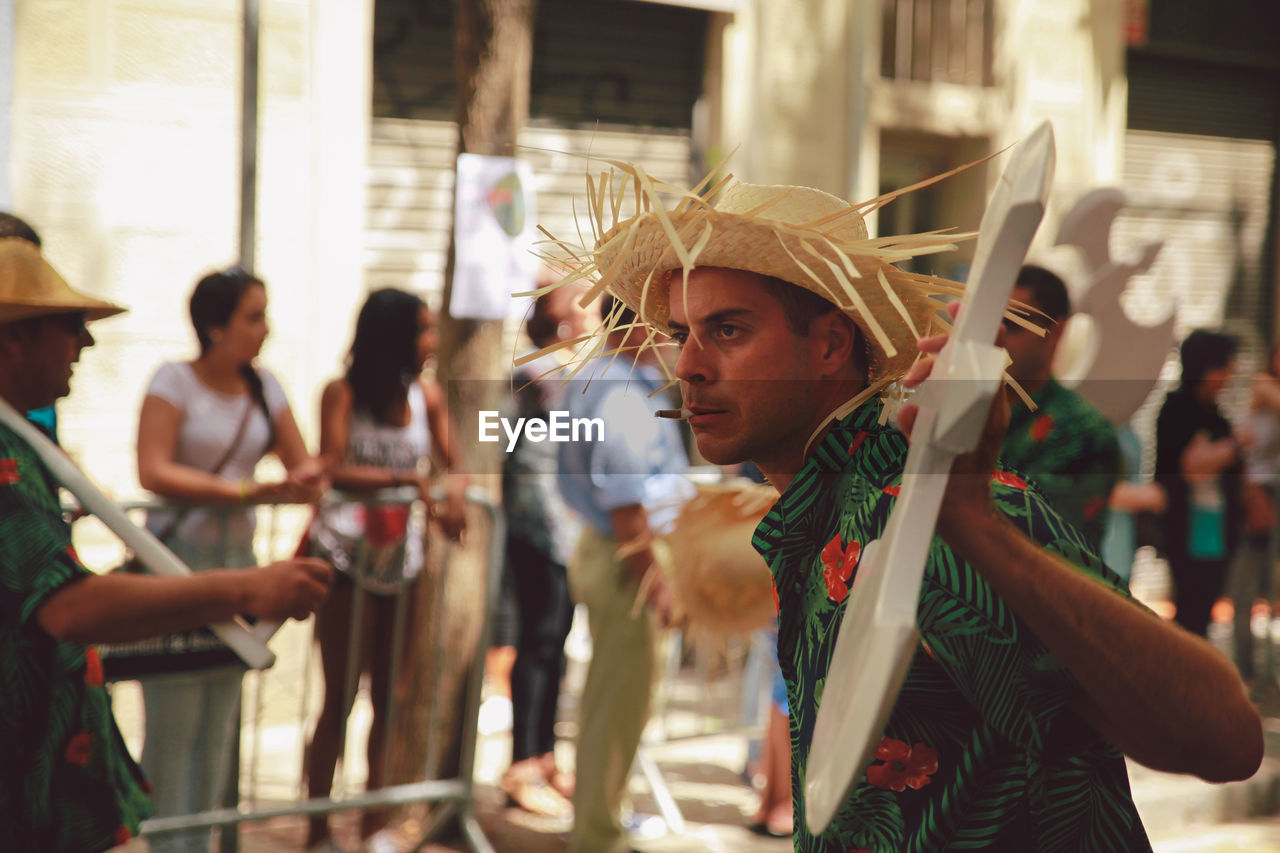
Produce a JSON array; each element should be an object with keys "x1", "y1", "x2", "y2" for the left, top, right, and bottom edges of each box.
[
  {"x1": 0, "y1": 237, "x2": 332, "y2": 852},
  {"x1": 541, "y1": 166, "x2": 1261, "y2": 851}
]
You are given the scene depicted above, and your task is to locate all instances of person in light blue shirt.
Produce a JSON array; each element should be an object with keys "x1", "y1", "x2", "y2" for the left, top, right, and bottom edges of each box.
[{"x1": 558, "y1": 295, "x2": 690, "y2": 853}]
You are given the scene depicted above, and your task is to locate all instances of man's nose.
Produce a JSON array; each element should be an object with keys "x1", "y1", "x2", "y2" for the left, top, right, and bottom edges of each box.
[{"x1": 674, "y1": 336, "x2": 708, "y2": 383}]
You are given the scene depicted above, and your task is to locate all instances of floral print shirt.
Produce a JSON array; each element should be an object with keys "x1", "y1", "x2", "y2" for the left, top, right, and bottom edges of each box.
[
  {"x1": 752, "y1": 402, "x2": 1151, "y2": 852},
  {"x1": 1002, "y1": 377, "x2": 1120, "y2": 550},
  {"x1": 0, "y1": 423, "x2": 152, "y2": 851}
]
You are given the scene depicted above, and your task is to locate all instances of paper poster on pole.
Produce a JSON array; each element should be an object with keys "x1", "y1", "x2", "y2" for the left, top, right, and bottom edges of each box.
[{"x1": 450, "y1": 153, "x2": 538, "y2": 320}]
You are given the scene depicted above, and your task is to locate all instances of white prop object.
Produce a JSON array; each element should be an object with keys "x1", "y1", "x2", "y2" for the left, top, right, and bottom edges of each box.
[
  {"x1": 804, "y1": 121, "x2": 1056, "y2": 834},
  {"x1": 1053, "y1": 187, "x2": 1174, "y2": 426},
  {"x1": 0, "y1": 396, "x2": 277, "y2": 669}
]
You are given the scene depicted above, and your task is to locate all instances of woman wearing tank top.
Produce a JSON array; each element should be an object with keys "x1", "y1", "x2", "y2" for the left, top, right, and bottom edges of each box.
[
  {"x1": 304, "y1": 288, "x2": 467, "y2": 853},
  {"x1": 135, "y1": 267, "x2": 327, "y2": 853}
]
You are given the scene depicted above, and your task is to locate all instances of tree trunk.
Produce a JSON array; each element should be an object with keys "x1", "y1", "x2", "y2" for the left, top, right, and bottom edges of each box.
[{"x1": 387, "y1": 0, "x2": 535, "y2": 801}]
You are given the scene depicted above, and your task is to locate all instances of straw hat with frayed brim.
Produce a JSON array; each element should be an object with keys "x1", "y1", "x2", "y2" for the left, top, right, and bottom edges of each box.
[
  {"x1": 0, "y1": 237, "x2": 126, "y2": 323},
  {"x1": 529, "y1": 157, "x2": 989, "y2": 400}
]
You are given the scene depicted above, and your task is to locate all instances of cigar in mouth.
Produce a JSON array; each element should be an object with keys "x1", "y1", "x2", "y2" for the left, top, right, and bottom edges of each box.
[{"x1": 656, "y1": 408, "x2": 693, "y2": 420}]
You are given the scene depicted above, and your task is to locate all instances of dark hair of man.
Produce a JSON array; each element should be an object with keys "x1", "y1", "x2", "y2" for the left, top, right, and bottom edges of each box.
[
  {"x1": 0, "y1": 212, "x2": 41, "y2": 247},
  {"x1": 1179, "y1": 329, "x2": 1238, "y2": 389},
  {"x1": 189, "y1": 267, "x2": 273, "y2": 438},
  {"x1": 526, "y1": 295, "x2": 560, "y2": 348},
  {"x1": 600, "y1": 293, "x2": 638, "y2": 336},
  {"x1": 752, "y1": 273, "x2": 845, "y2": 336},
  {"x1": 346, "y1": 287, "x2": 428, "y2": 423},
  {"x1": 1014, "y1": 265, "x2": 1071, "y2": 321}
]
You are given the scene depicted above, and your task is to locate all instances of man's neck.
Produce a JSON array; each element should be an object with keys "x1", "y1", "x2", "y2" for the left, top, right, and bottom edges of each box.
[{"x1": 758, "y1": 392, "x2": 859, "y2": 494}]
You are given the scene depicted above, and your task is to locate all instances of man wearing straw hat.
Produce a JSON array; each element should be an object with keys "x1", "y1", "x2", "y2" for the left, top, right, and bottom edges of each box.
[
  {"x1": 0, "y1": 237, "x2": 332, "y2": 852},
  {"x1": 540, "y1": 166, "x2": 1261, "y2": 851}
]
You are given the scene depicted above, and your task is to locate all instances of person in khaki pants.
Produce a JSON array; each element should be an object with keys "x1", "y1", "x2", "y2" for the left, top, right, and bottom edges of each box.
[{"x1": 558, "y1": 295, "x2": 690, "y2": 853}]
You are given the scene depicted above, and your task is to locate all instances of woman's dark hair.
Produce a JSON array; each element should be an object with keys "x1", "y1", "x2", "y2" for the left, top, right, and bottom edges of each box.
[
  {"x1": 190, "y1": 267, "x2": 265, "y2": 355},
  {"x1": 347, "y1": 288, "x2": 428, "y2": 422},
  {"x1": 1180, "y1": 329, "x2": 1238, "y2": 389},
  {"x1": 189, "y1": 267, "x2": 273, "y2": 439}
]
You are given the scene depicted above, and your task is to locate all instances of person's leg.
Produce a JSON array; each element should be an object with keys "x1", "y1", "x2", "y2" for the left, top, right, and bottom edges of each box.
[
  {"x1": 540, "y1": 558, "x2": 576, "y2": 795},
  {"x1": 505, "y1": 539, "x2": 574, "y2": 816},
  {"x1": 141, "y1": 674, "x2": 205, "y2": 853},
  {"x1": 750, "y1": 704, "x2": 793, "y2": 835},
  {"x1": 1228, "y1": 539, "x2": 1264, "y2": 678},
  {"x1": 361, "y1": 590, "x2": 403, "y2": 839},
  {"x1": 1173, "y1": 556, "x2": 1228, "y2": 637},
  {"x1": 567, "y1": 528, "x2": 661, "y2": 853},
  {"x1": 304, "y1": 573, "x2": 360, "y2": 847},
  {"x1": 186, "y1": 667, "x2": 245, "y2": 841}
]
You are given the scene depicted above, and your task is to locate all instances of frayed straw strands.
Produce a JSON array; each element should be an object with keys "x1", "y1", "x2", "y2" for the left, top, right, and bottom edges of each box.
[{"x1": 527, "y1": 158, "x2": 988, "y2": 396}]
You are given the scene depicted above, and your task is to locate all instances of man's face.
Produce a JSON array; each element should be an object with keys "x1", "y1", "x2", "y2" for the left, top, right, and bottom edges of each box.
[
  {"x1": 1002, "y1": 285, "x2": 1058, "y2": 387},
  {"x1": 668, "y1": 268, "x2": 831, "y2": 470},
  {"x1": 7, "y1": 311, "x2": 94, "y2": 409}
]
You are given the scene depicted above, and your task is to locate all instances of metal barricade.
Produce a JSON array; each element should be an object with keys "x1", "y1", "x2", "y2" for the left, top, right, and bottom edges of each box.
[{"x1": 82, "y1": 486, "x2": 503, "y2": 852}]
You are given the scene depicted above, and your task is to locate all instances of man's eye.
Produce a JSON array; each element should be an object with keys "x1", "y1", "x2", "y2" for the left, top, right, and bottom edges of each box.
[
  {"x1": 716, "y1": 325, "x2": 740, "y2": 339},
  {"x1": 670, "y1": 331, "x2": 688, "y2": 346}
]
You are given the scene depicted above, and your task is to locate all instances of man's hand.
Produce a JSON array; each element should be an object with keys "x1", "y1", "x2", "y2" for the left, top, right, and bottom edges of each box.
[
  {"x1": 644, "y1": 573, "x2": 681, "y2": 629},
  {"x1": 242, "y1": 557, "x2": 332, "y2": 622},
  {"x1": 897, "y1": 301, "x2": 1011, "y2": 539}
]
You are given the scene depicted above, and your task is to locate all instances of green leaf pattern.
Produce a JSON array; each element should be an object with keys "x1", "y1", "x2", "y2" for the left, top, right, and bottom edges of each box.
[{"x1": 0, "y1": 424, "x2": 152, "y2": 851}]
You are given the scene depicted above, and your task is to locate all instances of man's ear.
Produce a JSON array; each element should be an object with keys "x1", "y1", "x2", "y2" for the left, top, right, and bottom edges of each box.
[{"x1": 811, "y1": 311, "x2": 859, "y2": 377}]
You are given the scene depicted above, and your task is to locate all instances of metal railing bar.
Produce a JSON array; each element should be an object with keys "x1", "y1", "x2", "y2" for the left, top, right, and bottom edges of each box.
[{"x1": 141, "y1": 779, "x2": 469, "y2": 836}]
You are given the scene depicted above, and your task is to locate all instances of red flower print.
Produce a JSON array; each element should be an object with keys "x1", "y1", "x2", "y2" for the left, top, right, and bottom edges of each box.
[
  {"x1": 1030, "y1": 414, "x2": 1055, "y2": 442},
  {"x1": 64, "y1": 545, "x2": 81, "y2": 564},
  {"x1": 0, "y1": 458, "x2": 18, "y2": 485},
  {"x1": 992, "y1": 470, "x2": 1028, "y2": 491},
  {"x1": 114, "y1": 826, "x2": 133, "y2": 844},
  {"x1": 882, "y1": 484, "x2": 901, "y2": 498},
  {"x1": 1083, "y1": 495, "x2": 1107, "y2": 520},
  {"x1": 771, "y1": 579, "x2": 780, "y2": 615},
  {"x1": 821, "y1": 535, "x2": 862, "y2": 603},
  {"x1": 865, "y1": 737, "x2": 938, "y2": 791},
  {"x1": 65, "y1": 731, "x2": 92, "y2": 766},
  {"x1": 849, "y1": 849, "x2": 873, "y2": 853},
  {"x1": 84, "y1": 646, "x2": 103, "y2": 687},
  {"x1": 847, "y1": 431, "x2": 869, "y2": 457}
]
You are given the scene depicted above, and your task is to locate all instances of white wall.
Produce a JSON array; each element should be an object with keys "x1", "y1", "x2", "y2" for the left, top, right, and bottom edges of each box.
[{"x1": 10, "y1": 0, "x2": 371, "y2": 496}]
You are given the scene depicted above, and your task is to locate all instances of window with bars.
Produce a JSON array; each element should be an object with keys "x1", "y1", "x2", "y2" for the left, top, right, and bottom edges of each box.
[{"x1": 880, "y1": 0, "x2": 994, "y2": 87}]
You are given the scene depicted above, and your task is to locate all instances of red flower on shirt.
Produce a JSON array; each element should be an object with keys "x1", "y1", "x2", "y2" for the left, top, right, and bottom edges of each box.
[
  {"x1": 865, "y1": 737, "x2": 938, "y2": 791},
  {"x1": 1030, "y1": 414, "x2": 1055, "y2": 442},
  {"x1": 0, "y1": 458, "x2": 18, "y2": 485},
  {"x1": 882, "y1": 484, "x2": 901, "y2": 498},
  {"x1": 821, "y1": 535, "x2": 861, "y2": 603},
  {"x1": 65, "y1": 731, "x2": 92, "y2": 766},
  {"x1": 84, "y1": 646, "x2": 104, "y2": 687},
  {"x1": 114, "y1": 826, "x2": 133, "y2": 844},
  {"x1": 847, "y1": 431, "x2": 869, "y2": 457},
  {"x1": 992, "y1": 470, "x2": 1028, "y2": 491},
  {"x1": 1083, "y1": 495, "x2": 1107, "y2": 520}
]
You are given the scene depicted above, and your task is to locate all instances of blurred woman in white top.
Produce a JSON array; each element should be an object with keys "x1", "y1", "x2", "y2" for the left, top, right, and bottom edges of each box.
[{"x1": 134, "y1": 266, "x2": 325, "y2": 852}]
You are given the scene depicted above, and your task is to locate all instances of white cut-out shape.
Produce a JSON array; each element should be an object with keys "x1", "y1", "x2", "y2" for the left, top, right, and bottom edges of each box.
[
  {"x1": 1053, "y1": 188, "x2": 1176, "y2": 425},
  {"x1": 804, "y1": 121, "x2": 1055, "y2": 834}
]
